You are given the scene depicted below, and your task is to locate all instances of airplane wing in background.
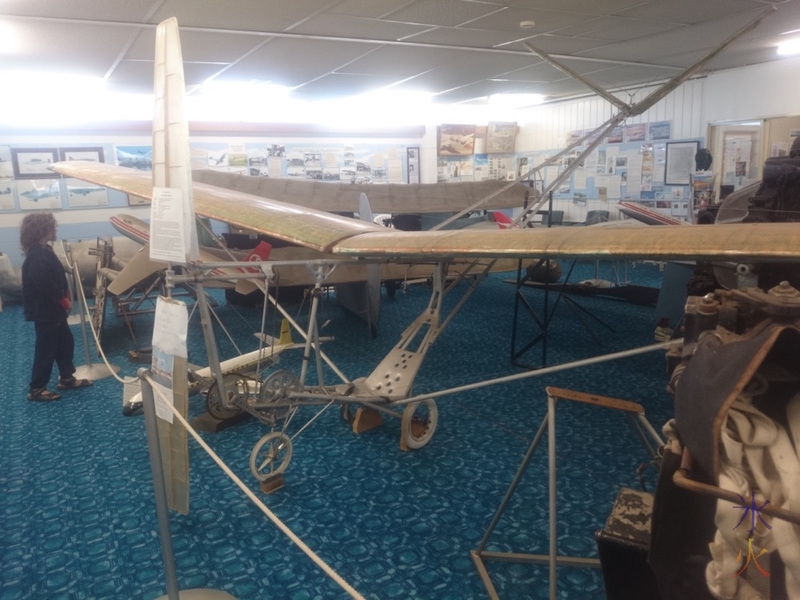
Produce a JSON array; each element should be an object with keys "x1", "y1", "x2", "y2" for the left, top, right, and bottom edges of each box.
[
  {"x1": 52, "y1": 160, "x2": 800, "y2": 265},
  {"x1": 192, "y1": 169, "x2": 532, "y2": 214},
  {"x1": 617, "y1": 202, "x2": 690, "y2": 226}
]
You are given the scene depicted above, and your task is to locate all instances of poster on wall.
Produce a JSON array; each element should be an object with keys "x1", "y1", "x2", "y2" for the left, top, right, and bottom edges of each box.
[
  {"x1": 649, "y1": 121, "x2": 672, "y2": 141},
  {"x1": 116, "y1": 146, "x2": 152, "y2": 171},
  {"x1": 438, "y1": 124, "x2": 476, "y2": 156},
  {"x1": 486, "y1": 122, "x2": 517, "y2": 154},
  {"x1": 606, "y1": 126, "x2": 624, "y2": 144},
  {"x1": 12, "y1": 148, "x2": 59, "y2": 179},
  {"x1": 625, "y1": 124, "x2": 646, "y2": 142},
  {"x1": 17, "y1": 179, "x2": 61, "y2": 210},
  {"x1": 0, "y1": 146, "x2": 14, "y2": 179},
  {"x1": 228, "y1": 143, "x2": 248, "y2": 172},
  {"x1": 665, "y1": 141, "x2": 699, "y2": 185},
  {"x1": 0, "y1": 181, "x2": 15, "y2": 211},
  {"x1": 59, "y1": 147, "x2": 104, "y2": 163},
  {"x1": 407, "y1": 147, "x2": 420, "y2": 184}
]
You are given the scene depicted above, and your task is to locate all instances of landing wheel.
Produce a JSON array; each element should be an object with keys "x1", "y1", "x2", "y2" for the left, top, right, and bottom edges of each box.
[
  {"x1": 249, "y1": 432, "x2": 292, "y2": 481},
  {"x1": 400, "y1": 399, "x2": 438, "y2": 450},
  {"x1": 206, "y1": 373, "x2": 249, "y2": 420}
]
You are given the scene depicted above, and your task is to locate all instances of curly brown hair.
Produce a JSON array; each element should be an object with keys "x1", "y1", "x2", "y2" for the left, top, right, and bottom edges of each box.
[{"x1": 20, "y1": 212, "x2": 57, "y2": 255}]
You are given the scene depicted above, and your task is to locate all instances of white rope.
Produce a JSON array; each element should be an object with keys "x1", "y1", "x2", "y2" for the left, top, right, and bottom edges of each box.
[
  {"x1": 144, "y1": 373, "x2": 365, "y2": 600},
  {"x1": 65, "y1": 243, "x2": 137, "y2": 386}
]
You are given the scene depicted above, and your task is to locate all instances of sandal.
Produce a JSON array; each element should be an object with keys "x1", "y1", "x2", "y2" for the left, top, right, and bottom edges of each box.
[
  {"x1": 28, "y1": 388, "x2": 62, "y2": 402},
  {"x1": 57, "y1": 377, "x2": 94, "y2": 390}
]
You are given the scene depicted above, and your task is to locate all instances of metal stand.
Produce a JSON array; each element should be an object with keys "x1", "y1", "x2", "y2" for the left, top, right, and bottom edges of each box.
[
  {"x1": 139, "y1": 370, "x2": 237, "y2": 600},
  {"x1": 471, "y1": 386, "x2": 664, "y2": 600}
]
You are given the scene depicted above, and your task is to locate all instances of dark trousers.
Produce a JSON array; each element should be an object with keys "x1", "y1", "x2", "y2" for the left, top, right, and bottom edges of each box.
[{"x1": 29, "y1": 319, "x2": 75, "y2": 390}]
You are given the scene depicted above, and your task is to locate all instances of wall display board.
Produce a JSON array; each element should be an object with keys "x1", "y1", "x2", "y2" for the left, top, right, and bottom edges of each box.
[
  {"x1": 189, "y1": 141, "x2": 412, "y2": 185},
  {"x1": 437, "y1": 132, "x2": 701, "y2": 220}
]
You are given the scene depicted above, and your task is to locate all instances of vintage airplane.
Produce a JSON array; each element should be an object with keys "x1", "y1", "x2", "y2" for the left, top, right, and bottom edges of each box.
[
  {"x1": 67, "y1": 183, "x2": 106, "y2": 197},
  {"x1": 99, "y1": 205, "x2": 525, "y2": 336},
  {"x1": 20, "y1": 181, "x2": 59, "y2": 201},
  {"x1": 53, "y1": 10, "x2": 798, "y2": 487},
  {"x1": 210, "y1": 152, "x2": 227, "y2": 166}
]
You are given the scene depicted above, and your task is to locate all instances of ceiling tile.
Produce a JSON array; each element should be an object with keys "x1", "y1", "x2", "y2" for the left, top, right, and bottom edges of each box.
[
  {"x1": 0, "y1": 0, "x2": 156, "y2": 22},
  {"x1": 218, "y1": 37, "x2": 373, "y2": 88},
  {"x1": 327, "y1": 0, "x2": 417, "y2": 19},
  {"x1": 506, "y1": 34, "x2": 610, "y2": 55},
  {"x1": 336, "y1": 45, "x2": 470, "y2": 77},
  {"x1": 150, "y1": 0, "x2": 335, "y2": 31},
  {"x1": 290, "y1": 13, "x2": 431, "y2": 40},
  {"x1": 382, "y1": 0, "x2": 505, "y2": 28},
  {"x1": 617, "y1": 0, "x2": 769, "y2": 25},
  {"x1": 3, "y1": 20, "x2": 141, "y2": 76},
  {"x1": 466, "y1": 6, "x2": 601, "y2": 35},
  {"x1": 502, "y1": 0, "x2": 652, "y2": 16},
  {"x1": 574, "y1": 19, "x2": 684, "y2": 42},
  {"x1": 400, "y1": 25, "x2": 526, "y2": 48}
]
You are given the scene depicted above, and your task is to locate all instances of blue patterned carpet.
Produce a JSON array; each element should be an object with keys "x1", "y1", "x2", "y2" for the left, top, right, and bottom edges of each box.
[{"x1": 0, "y1": 260, "x2": 671, "y2": 599}]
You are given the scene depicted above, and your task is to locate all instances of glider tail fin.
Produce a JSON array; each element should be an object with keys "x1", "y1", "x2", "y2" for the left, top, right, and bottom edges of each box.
[{"x1": 278, "y1": 318, "x2": 294, "y2": 345}]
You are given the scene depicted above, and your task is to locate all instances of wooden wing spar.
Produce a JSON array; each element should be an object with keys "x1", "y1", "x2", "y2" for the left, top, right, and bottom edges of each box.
[{"x1": 52, "y1": 160, "x2": 800, "y2": 264}]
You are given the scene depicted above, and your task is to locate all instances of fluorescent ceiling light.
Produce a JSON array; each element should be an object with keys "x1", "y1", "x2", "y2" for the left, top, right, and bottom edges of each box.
[
  {"x1": 489, "y1": 93, "x2": 545, "y2": 108},
  {"x1": 188, "y1": 80, "x2": 293, "y2": 121},
  {"x1": 0, "y1": 21, "x2": 18, "y2": 53},
  {"x1": 777, "y1": 38, "x2": 800, "y2": 56}
]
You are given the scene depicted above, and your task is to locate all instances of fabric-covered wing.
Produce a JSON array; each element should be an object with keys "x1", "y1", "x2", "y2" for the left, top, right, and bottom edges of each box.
[
  {"x1": 192, "y1": 169, "x2": 531, "y2": 213},
  {"x1": 52, "y1": 161, "x2": 800, "y2": 263},
  {"x1": 52, "y1": 161, "x2": 382, "y2": 252},
  {"x1": 331, "y1": 223, "x2": 800, "y2": 262}
]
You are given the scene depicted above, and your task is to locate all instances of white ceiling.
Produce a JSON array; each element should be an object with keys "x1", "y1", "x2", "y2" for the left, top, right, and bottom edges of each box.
[{"x1": 1, "y1": 0, "x2": 798, "y2": 105}]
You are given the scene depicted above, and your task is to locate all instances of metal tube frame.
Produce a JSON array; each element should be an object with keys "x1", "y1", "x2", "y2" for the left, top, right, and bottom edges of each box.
[{"x1": 471, "y1": 387, "x2": 666, "y2": 599}]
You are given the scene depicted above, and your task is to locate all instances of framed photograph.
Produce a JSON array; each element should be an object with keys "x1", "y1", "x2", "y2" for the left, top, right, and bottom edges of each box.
[
  {"x1": 438, "y1": 124, "x2": 475, "y2": 156},
  {"x1": 59, "y1": 146, "x2": 105, "y2": 164},
  {"x1": 11, "y1": 148, "x2": 59, "y2": 179},
  {"x1": 625, "y1": 123, "x2": 646, "y2": 142},
  {"x1": 0, "y1": 145, "x2": 13, "y2": 179},
  {"x1": 407, "y1": 147, "x2": 420, "y2": 184},
  {"x1": 606, "y1": 125, "x2": 624, "y2": 144},
  {"x1": 65, "y1": 177, "x2": 109, "y2": 208},
  {"x1": 486, "y1": 121, "x2": 517, "y2": 154},
  {"x1": 0, "y1": 181, "x2": 15, "y2": 211},
  {"x1": 665, "y1": 141, "x2": 699, "y2": 185},
  {"x1": 649, "y1": 121, "x2": 672, "y2": 141},
  {"x1": 17, "y1": 179, "x2": 62, "y2": 210}
]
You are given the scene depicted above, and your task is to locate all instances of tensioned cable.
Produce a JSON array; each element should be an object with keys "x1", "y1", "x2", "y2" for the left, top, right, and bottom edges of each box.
[{"x1": 144, "y1": 373, "x2": 365, "y2": 600}]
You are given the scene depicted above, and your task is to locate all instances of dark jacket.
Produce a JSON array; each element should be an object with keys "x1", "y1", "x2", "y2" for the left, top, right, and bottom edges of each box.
[{"x1": 22, "y1": 244, "x2": 69, "y2": 322}]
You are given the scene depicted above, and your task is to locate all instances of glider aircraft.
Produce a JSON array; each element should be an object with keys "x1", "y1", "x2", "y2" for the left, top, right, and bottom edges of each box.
[{"x1": 51, "y1": 11, "x2": 800, "y2": 489}]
